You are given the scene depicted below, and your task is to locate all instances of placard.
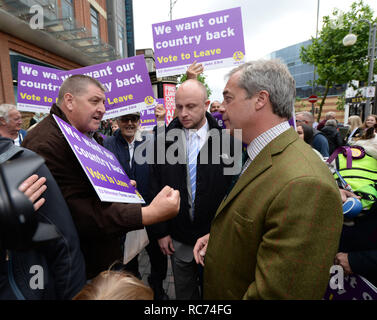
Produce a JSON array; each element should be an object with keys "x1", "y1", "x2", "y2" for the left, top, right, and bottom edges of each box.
[
  {"x1": 58, "y1": 56, "x2": 156, "y2": 120},
  {"x1": 153, "y1": 7, "x2": 245, "y2": 77},
  {"x1": 17, "y1": 62, "x2": 61, "y2": 113},
  {"x1": 53, "y1": 114, "x2": 145, "y2": 204},
  {"x1": 140, "y1": 105, "x2": 157, "y2": 131},
  {"x1": 163, "y1": 84, "x2": 176, "y2": 125},
  {"x1": 324, "y1": 273, "x2": 377, "y2": 300}
]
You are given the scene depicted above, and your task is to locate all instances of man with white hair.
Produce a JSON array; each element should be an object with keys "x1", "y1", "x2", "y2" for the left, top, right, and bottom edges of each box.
[
  {"x1": 0, "y1": 104, "x2": 26, "y2": 146},
  {"x1": 317, "y1": 111, "x2": 337, "y2": 131}
]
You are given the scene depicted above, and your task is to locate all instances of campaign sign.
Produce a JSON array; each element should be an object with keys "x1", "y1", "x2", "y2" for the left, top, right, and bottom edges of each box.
[
  {"x1": 163, "y1": 84, "x2": 176, "y2": 125},
  {"x1": 211, "y1": 111, "x2": 226, "y2": 129},
  {"x1": 17, "y1": 62, "x2": 61, "y2": 113},
  {"x1": 58, "y1": 55, "x2": 156, "y2": 120},
  {"x1": 53, "y1": 114, "x2": 145, "y2": 204},
  {"x1": 324, "y1": 273, "x2": 377, "y2": 300},
  {"x1": 152, "y1": 7, "x2": 245, "y2": 77},
  {"x1": 140, "y1": 105, "x2": 157, "y2": 131}
]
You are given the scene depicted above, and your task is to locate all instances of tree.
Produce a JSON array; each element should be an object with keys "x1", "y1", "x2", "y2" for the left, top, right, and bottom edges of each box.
[{"x1": 300, "y1": 0, "x2": 377, "y2": 122}]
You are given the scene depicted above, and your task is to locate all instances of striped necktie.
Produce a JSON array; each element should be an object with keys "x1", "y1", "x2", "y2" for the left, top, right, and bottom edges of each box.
[{"x1": 188, "y1": 132, "x2": 200, "y2": 212}]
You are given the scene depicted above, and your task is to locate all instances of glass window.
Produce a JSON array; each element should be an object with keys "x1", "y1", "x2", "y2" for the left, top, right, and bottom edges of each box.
[
  {"x1": 62, "y1": 0, "x2": 74, "y2": 29},
  {"x1": 90, "y1": 6, "x2": 100, "y2": 42},
  {"x1": 118, "y1": 25, "x2": 125, "y2": 58}
]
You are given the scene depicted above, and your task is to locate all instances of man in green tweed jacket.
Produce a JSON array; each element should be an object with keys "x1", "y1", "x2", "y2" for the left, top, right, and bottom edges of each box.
[{"x1": 194, "y1": 60, "x2": 343, "y2": 300}]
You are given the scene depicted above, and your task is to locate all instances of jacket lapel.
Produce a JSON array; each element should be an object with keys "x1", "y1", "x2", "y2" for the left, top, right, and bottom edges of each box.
[{"x1": 215, "y1": 128, "x2": 298, "y2": 217}]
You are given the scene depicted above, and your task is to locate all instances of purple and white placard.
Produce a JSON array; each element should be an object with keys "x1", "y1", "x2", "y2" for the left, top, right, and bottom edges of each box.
[
  {"x1": 324, "y1": 273, "x2": 377, "y2": 300},
  {"x1": 58, "y1": 55, "x2": 156, "y2": 120},
  {"x1": 53, "y1": 114, "x2": 145, "y2": 204},
  {"x1": 152, "y1": 7, "x2": 245, "y2": 77},
  {"x1": 17, "y1": 62, "x2": 61, "y2": 113},
  {"x1": 140, "y1": 105, "x2": 157, "y2": 131}
]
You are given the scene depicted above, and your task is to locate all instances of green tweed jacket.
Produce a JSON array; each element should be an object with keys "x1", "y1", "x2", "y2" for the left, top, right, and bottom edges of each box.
[{"x1": 204, "y1": 128, "x2": 343, "y2": 300}]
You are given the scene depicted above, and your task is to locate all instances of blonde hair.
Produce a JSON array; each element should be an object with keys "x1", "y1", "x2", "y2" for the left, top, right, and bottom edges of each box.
[
  {"x1": 348, "y1": 115, "x2": 362, "y2": 132},
  {"x1": 73, "y1": 270, "x2": 153, "y2": 300}
]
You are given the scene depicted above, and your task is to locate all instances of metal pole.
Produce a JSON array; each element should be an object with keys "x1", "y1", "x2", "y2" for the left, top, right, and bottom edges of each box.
[
  {"x1": 169, "y1": 0, "x2": 172, "y2": 20},
  {"x1": 366, "y1": 23, "x2": 376, "y2": 117},
  {"x1": 170, "y1": 0, "x2": 178, "y2": 21}
]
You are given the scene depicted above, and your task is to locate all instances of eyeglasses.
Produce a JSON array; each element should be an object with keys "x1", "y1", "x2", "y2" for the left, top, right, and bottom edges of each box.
[{"x1": 119, "y1": 116, "x2": 139, "y2": 123}]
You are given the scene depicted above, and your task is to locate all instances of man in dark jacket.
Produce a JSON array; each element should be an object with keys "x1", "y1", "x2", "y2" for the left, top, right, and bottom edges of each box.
[
  {"x1": 22, "y1": 75, "x2": 180, "y2": 279},
  {"x1": 149, "y1": 79, "x2": 238, "y2": 299},
  {"x1": 0, "y1": 136, "x2": 86, "y2": 299},
  {"x1": 320, "y1": 119, "x2": 344, "y2": 155}
]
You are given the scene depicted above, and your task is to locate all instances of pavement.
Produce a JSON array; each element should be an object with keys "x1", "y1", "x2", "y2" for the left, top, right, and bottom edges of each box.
[{"x1": 138, "y1": 248, "x2": 176, "y2": 300}]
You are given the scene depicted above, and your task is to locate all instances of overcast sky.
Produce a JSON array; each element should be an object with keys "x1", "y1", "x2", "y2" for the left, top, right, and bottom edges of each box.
[{"x1": 133, "y1": 0, "x2": 377, "y2": 101}]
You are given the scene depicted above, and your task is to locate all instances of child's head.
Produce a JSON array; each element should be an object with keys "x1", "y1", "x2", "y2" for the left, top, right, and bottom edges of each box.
[{"x1": 73, "y1": 270, "x2": 154, "y2": 300}]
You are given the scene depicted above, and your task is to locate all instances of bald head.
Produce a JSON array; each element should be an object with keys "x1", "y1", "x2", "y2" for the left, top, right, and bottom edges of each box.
[
  {"x1": 176, "y1": 79, "x2": 208, "y2": 102},
  {"x1": 175, "y1": 79, "x2": 210, "y2": 129}
]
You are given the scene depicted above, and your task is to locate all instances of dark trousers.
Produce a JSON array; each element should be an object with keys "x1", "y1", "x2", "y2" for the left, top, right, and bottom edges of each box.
[
  {"x1": 124, "y1": 255, "x2": 141, "y2": 279},
  {"x1": 145, "y1": 239, "x2": 167, "y2": 286}
]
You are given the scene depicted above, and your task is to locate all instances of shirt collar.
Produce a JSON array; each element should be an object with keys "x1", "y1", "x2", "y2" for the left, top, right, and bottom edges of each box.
[
  {"x1": 127, "y1": 138, "x2": 136, "y2": 148},
  {"x1": 184, "y1": 119, "x2": 209, "y2": 143},
  {"x1": 247, "y1": 121, "x2": 290, "y2": 162}
]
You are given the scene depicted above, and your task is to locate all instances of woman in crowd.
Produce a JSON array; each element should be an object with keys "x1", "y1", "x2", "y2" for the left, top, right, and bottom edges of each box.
[
  {"x1": 361, "y1": 114, "x2": 377, "y2": 131},
  {"x1": 346, "y1": 115, "x2": 363, "y2": 144}
]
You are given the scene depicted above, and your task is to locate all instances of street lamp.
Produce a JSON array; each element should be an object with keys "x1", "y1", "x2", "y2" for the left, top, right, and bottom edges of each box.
[
  {"x1": 169, "y1": 0, "x2": 179, "y2": 21},
  {"x1": 343, "y1": 19, "x2": 377, "y2": 118}
]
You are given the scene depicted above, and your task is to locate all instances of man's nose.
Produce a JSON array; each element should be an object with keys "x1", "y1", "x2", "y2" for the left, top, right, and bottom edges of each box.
[{"x1": 98, "y1": 102, "x2": 106, "y2": 114}]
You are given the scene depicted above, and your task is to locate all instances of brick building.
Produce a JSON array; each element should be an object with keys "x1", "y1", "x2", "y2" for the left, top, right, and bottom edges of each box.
[{"x1": 0, "y1": 0, "x2": 134, "y2": 111}]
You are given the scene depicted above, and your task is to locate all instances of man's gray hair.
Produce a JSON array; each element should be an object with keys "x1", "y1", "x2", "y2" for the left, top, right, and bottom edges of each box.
[
  {"x1": 228, "y1": 59, "x2": 296, "y2": 119},
  {"x1": 0, "y1": 104, "x2": 17, "y2": 122},
  {"x1": 296, "y1": 111, "x2": 314, "y2": 125},
  {"x1": 57, "y1": 75, "x2": 106, "y2": 106},
  {"x1": 325, "y1": 119, "x2": 337, "y2": 127},
  {"x1": 325, "y1": 111, "x2": 336, "y2": 119}
]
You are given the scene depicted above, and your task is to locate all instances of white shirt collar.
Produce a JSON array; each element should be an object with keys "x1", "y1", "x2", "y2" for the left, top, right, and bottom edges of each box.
[
  {"x1": 184, "y1": 119, "x2": 209, "y2": 149},
  {"x1": 127, "y1": 137, "x2": 136, "y2": 148},
  {"x1": 246, "y1": 121, "x2": 291, "y2": 162}
]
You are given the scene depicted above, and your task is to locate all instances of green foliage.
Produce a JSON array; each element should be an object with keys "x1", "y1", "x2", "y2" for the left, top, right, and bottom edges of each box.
[
  {"x1": 300, "y1": 0, "x2": 376, "y2": 121},
  {"x1": 178, "y1": 73, "x2": 212, "y2": 98},
  {"x1": 336, "y1": 93, "x2": 346, "y2": 111}
]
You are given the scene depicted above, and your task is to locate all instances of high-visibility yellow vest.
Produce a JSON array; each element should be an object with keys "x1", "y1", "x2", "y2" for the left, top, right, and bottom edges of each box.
[{"x1": 334, "y1": 146, "x2": 377, "y2": 209}]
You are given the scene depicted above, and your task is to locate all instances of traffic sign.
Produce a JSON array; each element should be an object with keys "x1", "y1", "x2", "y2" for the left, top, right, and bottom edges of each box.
[{"x1": 308, "y1": 95, "x2": 318, "y2": 103}]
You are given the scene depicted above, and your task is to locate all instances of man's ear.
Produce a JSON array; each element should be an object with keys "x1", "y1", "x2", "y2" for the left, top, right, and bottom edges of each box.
[
  {"x1": 64, "y1": 93, "x2": 74, "y2": 111},
  {"x1": 255, "y1": 90, "x2": 269, "y2": 111},
  {"x1": 0, "y1": 117, "x2": 6, "y2": 126},
  {"x1": 204, "y1": 99, "x2": 210, "y2": 109}
]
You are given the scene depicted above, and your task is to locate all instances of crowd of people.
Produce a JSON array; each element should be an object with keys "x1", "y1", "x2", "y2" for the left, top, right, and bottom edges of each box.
[{"x1": 0, "y1": 58, "x2": 376, "y2": 301}]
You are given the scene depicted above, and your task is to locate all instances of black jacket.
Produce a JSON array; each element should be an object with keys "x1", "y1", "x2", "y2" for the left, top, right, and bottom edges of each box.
[
  {"x1": 0, "y1": 137, "x2": 86, "y2": 299},
  {"x1": 320, "y1": 126, "x2": 344, "y2": 156},
  {"x1": 149, "y1": 113, "x2": 237, "y2": 245}
]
